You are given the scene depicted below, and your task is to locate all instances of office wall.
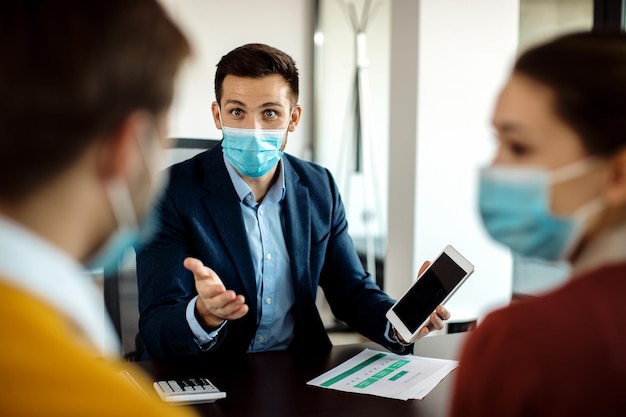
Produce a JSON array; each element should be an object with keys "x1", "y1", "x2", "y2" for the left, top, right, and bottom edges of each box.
[
  {"x1": 159, "y1": 0, "x2": 314, "y2": 160},
  {"x1": 386, "y1": 0, "x2": 519, "y2": 322}
]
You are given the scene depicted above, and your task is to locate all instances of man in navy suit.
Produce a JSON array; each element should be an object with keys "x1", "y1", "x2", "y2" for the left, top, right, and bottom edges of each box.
[{"x1": 136, "y1": 43, "x2": 449, "y2": 360}]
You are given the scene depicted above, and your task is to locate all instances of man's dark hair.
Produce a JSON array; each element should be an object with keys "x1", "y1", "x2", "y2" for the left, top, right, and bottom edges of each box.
[
  {"x1": 514, "y1": 31, "x2": 626, "y2": 157},
  {"x1": 214, "y1": 43, "x2": 299, "y2": 106},
  {"x1": 0, "y1": 0, "x2": 191, "y2": 201}
]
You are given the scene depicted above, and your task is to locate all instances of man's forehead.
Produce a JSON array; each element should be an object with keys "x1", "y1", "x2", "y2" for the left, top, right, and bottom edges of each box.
[{"x1": 221, "y1": 74, "x2": 292, "y2": 107}]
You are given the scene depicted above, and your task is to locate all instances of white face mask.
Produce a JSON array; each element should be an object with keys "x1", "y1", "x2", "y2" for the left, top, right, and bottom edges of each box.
[{"x1": 86, "y1": 125, "x2": 167, "y2": 271}]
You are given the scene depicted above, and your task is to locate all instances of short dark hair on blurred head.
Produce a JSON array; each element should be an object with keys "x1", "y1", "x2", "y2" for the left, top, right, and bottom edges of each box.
[
  {"x1": 214, "y1": 43, "x2": 299, "y2": 107},
  {"x1": 0, "y1": 0, "x2": 191, "y2": 201},
  {"x1": 514, "y1": 31, "x2": 626, "y2": 157}
]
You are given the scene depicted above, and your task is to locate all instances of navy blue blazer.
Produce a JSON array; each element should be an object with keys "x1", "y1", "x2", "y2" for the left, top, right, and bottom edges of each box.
[{"x1": 136, "y1": 144, "x2": 404, "y2": 359}]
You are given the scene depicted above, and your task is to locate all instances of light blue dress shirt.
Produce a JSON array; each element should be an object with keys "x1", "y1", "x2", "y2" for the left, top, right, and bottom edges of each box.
[{"x1": 185, "y1": 155, "x2": 295, "y2": 352}]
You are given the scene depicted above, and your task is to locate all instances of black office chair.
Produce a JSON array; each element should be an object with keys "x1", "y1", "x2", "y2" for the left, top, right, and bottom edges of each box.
[{"x1": 103, "y1": 138, "x2": 220, "y2": 361}]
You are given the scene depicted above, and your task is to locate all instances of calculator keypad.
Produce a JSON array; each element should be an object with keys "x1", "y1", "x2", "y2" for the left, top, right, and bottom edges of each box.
[
  {"x1": 158, "y1": 378, "x2": 219, "y2": 394},
  {"x1": 153, "y1": 377, "x2": 226, "y2": 404}
]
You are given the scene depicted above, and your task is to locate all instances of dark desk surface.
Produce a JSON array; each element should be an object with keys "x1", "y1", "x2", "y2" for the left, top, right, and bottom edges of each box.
[{"x1": 133, "y1": 332, "x2": 467, "y2": 417}]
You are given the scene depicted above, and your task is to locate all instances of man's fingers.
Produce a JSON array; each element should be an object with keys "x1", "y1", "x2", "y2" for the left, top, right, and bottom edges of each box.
[
  {"x1": 213, "y1": 298, "x2": 249, "y2": 320},
  {"x1": 183, "y1": 257, "x2": 210, "y2": 278},
  {"x1": 436, "y1": 305, "x2": 451, "y2": 321},
  {"x1": 209, "y1": 290, "x2": 243, "y2": 308},
  {"x1": 198, "y1": 293, "x2": 249, "y2": 321},
  {"x1": 417, "y1": 260, "x2": 431, "y2": 277},
  {"x1": 184, "y1": 257, "x2": 223, "y2": 284},
  {"x1": 429, "y1": 311, "x2": 445, "y2": 330}
]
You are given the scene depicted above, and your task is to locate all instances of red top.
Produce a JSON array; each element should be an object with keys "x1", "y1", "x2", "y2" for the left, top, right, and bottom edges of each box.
[{"x1": 450, "y1": 262, "x2": 626, "y2": 417}]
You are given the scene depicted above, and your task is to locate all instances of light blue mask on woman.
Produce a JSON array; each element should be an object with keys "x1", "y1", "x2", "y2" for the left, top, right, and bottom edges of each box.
[
  {"x1": 87, "y1": 130, "x2": 166, "y2": 272},
  {"x1": 478, "y1": 159, "x2": 603, "y2": 261},
  {"x1": 220, "y1": 115, "x2": 290, "y2": 178},
  {"x1": 86, "y1": 180, "x2": 162, "y2": 272}
]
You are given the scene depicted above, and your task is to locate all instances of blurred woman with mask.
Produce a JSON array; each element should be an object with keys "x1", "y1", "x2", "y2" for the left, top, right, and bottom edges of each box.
[{"x1": 450, "y1": 31, "x2": 626, "y2": 417}]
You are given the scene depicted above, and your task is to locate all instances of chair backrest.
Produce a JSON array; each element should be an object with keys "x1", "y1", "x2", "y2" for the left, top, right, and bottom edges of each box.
[
  {"x1": 103, "y1": 138, "x2": 219, "y2": 359},
  {"x1": 163, "y1": 138, "x2": 220, "y2": 168}
]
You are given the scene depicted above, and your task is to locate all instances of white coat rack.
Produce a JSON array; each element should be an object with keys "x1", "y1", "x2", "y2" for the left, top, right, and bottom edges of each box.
[{"x1": 337, "y1": 0, "x2": 384, "y2": 284}]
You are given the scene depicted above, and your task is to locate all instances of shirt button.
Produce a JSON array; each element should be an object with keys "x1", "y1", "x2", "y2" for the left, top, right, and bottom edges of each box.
[
  {"x1": 265, "y1": 297, "x2": 272, "y2": 304},
  {"x1": 246, "y1": 195, "x2": 252, "y2": 201},
  {"x1": 266, "y1": 253, "x2": 272, "y2": 260},
  {"x1": 258, "y1": 336, "x2": 264, "y2": 342},
  {"x1": 259, "y1": 209, "x2": 264, "y2": 216}
]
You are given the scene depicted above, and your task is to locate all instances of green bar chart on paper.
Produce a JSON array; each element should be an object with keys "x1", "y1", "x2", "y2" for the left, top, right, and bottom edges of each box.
[
  {"x1": 307, "y1": 348, "x2": 459, "y2": 400},
  {"x1": 320, "y1": 353, "x2": 411, "y2": 388}
]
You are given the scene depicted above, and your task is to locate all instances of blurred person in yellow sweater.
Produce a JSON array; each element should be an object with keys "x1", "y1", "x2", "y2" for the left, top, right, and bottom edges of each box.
[{"x1": 0, "y1": 1, "x2": 197, "y2": 415}]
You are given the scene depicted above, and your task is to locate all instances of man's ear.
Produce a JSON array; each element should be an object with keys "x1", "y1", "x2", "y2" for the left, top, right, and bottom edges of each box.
[
  {"x1": 288, "y1": 104, "x2": 302, "y2": 132},
  {"x1": 603, "y1": 148, "x2": 626, "y2": 208},
  {"x1": 97, "y1": 112, "x2": 151, "y2": 181},
  {"x1": 211, "y1": 101, "x2": 222, "y2": 130}
]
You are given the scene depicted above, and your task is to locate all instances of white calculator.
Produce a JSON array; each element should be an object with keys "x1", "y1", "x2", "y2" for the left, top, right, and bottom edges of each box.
[{"x1": 153, "y1": 377, "x2": 226, "y2": 405}]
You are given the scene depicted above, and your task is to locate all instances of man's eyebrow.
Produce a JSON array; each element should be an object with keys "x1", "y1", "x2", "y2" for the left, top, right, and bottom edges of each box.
[
  {"x1": 223, "y1": 99, "x2": 286, "y2": 109},
  {"x1": 260, "y1": 101, "x2": 285, "y2": 108},
  {"x1": 224, "y1": 99, "x2": 246, "y2": 107}
]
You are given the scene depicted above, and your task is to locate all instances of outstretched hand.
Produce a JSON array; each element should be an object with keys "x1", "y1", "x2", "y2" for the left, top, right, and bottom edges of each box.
[{"x1": 183, "y1": 257, "x2": 249, "y2": 330}]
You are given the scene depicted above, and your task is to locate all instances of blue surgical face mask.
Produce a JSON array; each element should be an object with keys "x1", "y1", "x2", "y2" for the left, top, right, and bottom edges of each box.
[
  {"x1": 219, "y1": 111, "x2": 290, "y2": 178},
  {"x1": 87, "y1": 129, "x2": 167, "y2": 271},
  {"x1": 478, "y1": 159, "x2": 604, "y2": 261}
]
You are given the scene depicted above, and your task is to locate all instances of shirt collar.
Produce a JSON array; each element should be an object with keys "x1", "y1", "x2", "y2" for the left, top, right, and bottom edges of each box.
[
  {"x1": 0, "y1": 215, "x2": 120, "y2": 357},
  {"x1": 223, "y1": 153, "x2": 286, "y2": 205}
]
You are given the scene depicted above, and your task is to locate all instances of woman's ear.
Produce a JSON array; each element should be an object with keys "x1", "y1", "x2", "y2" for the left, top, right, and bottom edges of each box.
[{"x1": 603, "y1": 148, "x2": 626, "y2": 208}]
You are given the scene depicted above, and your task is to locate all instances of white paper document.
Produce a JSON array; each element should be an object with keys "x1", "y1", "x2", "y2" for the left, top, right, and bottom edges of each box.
[{"x1": 307, "y1": 348, "x2": 458, "y2": 400}]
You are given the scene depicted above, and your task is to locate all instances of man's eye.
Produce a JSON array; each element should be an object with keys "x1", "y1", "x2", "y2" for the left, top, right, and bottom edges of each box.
[
  {"x1": 264, "y1": 110, "x2": 276, "y2": 118},
  {"x1": 230, "y1": 109, "x2": 243, "y2": 117}
]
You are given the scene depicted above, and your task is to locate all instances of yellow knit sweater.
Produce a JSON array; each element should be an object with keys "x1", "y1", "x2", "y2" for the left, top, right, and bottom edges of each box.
[{"x1": 0, "y1": 279, "x2": 198, "y2": 417}]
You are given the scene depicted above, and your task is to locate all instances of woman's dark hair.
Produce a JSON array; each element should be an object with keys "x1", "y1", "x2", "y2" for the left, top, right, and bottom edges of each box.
[
  {"x1": 0, "y1": 0, "x2": 191, "y2": 201},
  {"x1": 214, "y1": 43, "x2": 299, "y2": 106},
  {"x1": 514, "y1": 31, "x2": 626, "y2": 157}
]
